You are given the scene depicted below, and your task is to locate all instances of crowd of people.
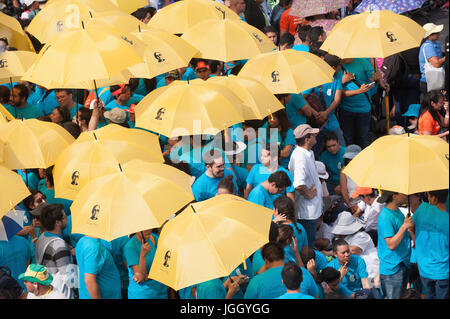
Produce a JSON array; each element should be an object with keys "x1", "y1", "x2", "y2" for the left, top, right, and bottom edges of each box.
[{"x1": 0, "y1": 0, "x2": 449, "y2": 301}]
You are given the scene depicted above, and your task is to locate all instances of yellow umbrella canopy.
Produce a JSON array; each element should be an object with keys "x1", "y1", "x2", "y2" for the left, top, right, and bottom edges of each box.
[
  {"x1": 0, "y1": 11, "x2": 35, "y2": 52},
  {"x1": 135, "y1": 79, "x2": 245, "y2": 138},
  {"x1": 320, "y1": 10, "x2": 426, "y2": 58},
  {"x1": 342, "y1": 134, "x2": 449, "y2": 194},
  {"x1": 21, "y1": 23, "x2": 145, "y2": 90},
  {"x1": 180, "y1": 18, "x2": 275, "y2": 62},
  {"x1": 0, "y1": 165, "x2": 31, "y2": 218},
  {"x1": 208, "y1": 75, "x2": 284, "y2": 120},
  {"x1": 70, "y1": 159, "x2": 194, "y2": 242},
  {"x1": 0, "y1": 104, "x2": 14, "y2": 124},
  {"x1": 0, "y1": 51, "x2": 37, "y2": 85},
  {"x1": 53, "y1": 124, "x2": 164, "y2": 200},
  {"x1": 27, "y1": 0, "x2": 120, "y2": 44},
  {"x1": 238, "y1": 49, "x2": 335, "y2": 94},
  {"x1": 147, "y1": 0, "x2": 240, "y2": 34},
  {"x1": 127, "y1": 28, "x2": 198, "y2": 79},
  {"x1": 148, "y1": 194, "x2": 273, "y2": 291},
  {"x1": 108, "y1": 0, "x2": 149, "y2": 14},
  {"x1": 0, "y1": 119, "x2": 75, "y2": 170},
  {"x1": 85, "y1": 10, "x2": 149, "y2": 33}
]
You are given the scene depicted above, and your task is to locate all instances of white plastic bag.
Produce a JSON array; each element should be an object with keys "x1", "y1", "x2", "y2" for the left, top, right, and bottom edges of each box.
[{"x1": 423, "y1": 44, "x2": 445, "y2": 91}]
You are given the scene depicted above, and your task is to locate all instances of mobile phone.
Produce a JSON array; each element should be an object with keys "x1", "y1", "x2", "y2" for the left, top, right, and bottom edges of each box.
[{"x1": 368, "y1": 81, "x2": 376, "y2": 87}]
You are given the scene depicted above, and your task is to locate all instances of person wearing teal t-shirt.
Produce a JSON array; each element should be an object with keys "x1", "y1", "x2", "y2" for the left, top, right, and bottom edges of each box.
[
  {"x1": 101, "y1": 236, "x2": 130, "y2": 299},
  {"x1": 55, "y1": 89, "x2": 79, "y2": 120},
  {"x1": 193, "y1": 277, "x2": 241, "y2": 299},
  {"x1": 248, "y1": 170, "x2": 292, "y2": 210},
  {"x1": 0, "y1": 235, "x2": 32, "y2": 289},
  {"x1": 376, "y1": 190, "x2": 413, "y2": 299},
  {"x1": 27, "y1": 85, "x2": 59, "y2": 116},
  {"x1": 277, "y1": 262, "x2": 316, "y2": 299},
  {"x1": 413, "y1": 190, "x2": 449, "y2": 299},
  {"x1": 124, "y1": 230, "x2": 168, "y2": 299},
  {"x1": 8, "y1": 84, "x2": 43, "y2": 119},
  {"x1": 320, "y1": 132, "x2": 346, "y2": 194},
  {"x1": 105, "y1": 84, "x2": 133, "y2": 112}
]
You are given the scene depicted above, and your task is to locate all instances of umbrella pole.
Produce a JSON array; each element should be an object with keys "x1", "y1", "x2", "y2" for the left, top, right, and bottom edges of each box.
[
  {"x1": 385, "y1": 92, "x2": 390, "y2": 135},
  {"x1": 407, "y1": 195, "x2": 411, "y2": 217},
  {"x1": 10, "y1": 77, "x2": 17, "y2": 118},
  {"x1": 75, "y1": 89, "x2": 79, "y2": 126},
  {"x1": 25, "y1": 168, "x2": 28, "y2": 187}
]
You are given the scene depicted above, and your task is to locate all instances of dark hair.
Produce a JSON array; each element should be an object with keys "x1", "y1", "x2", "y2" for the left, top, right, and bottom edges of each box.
[
  {"x1": 317, "y1": 267, "x2": 341, "y2": 284},
  {"x1": 273, "y1": 196, "x2": 302, "y2": 234},
  {"x1": 261, "y1": 242, "x2": 285, "y2": 262},
  {"x1": 264, "y1": 25, "x2": 278, "y2": 35},
  {"x1": 269, "y1": 221, "x2": 280, "y2": 242},
  {"x1": 296, "y1": 133, "x2": 313, "y2": 147},
  {"x1": 209, "y1": 60, "x2": 222, "y2": 74},
  {"x1": 281, "y1": 262, "x2": 303, "y2": 290},
  {"x1": 53, "y1": 106, "x2": 71, "y2": 123},
  {"x1": 40, "y1": 203, "x2": 65, "y2": 231},
  {"x1": 268, "y1": 170, "x2": 292, "y2": 189},
  {"x1": 428, "y1": 189, "x2": 448, "y2": 203},
  {"x1": 217, "y1": 175, "x2": 235, "y2": 194},
  {"x1": 128, "y1": 78, "x2": 140, "y2": 93},
  {"x1": 23, "y1": 190, "x2": 45, "y2": 211},
  {"x1": 131, "y1": 6, "x2": 155, "y2": 20},
  {"x1": 44, "y1": 166, "x2": 54, "y2": 187},
  {"x1": 229, "y1": 64, "x2": 243, "y2": 76},
  {"x1": 332, "y1": 238, "x2": 348, "y2": 252},
  {"x1": 77, "y1": 107, "x2": 92, "y2": 125},
  {"x1": 279, "y1": 32, "x2": 295, "y2": 48},
  {"x1": 277, "y1": 224, "x2": 294, "y2": 246},
  {"x1": 420, "y1": 90, "x2": 444, "y2": 123},
  {"x1": 309, "y1": 26, "x2": 325, "y2": 43},
  {"x1": 300, "y1": 246, "x2": 316, "y2": 267},
  {"x1": 266, "y1": 109, "x2": 292, "y2": 141},
  {"x1": 324, "y1": 291, "x2": 347, "y2": 299},
  {"x1": 0, "y1": 86, "x2": 10, "y2": 104},
  {"x1": 38, "y1": 115, "x2": 52, "y2": 122},
  {"x1": 243, "y1": 119, "x2": 264, "y2": 130},
  {"x1": 297, "y1": 25, "x2": 312, "y2": 43},
  {"x1": 62, "y1": 121, "x2": 81, "y2": 139},
  {"x1": 323, "y1": 131, "x2": 339, "y2": 144},
  {"x1": 163, "y1": 156, "x2": 191, "y2": 176},
  {"x1": 12, "y1": 84, "x2": 29, "y2": 100},
  {"x1": 55, "y1": 89, "x2": 73, "y2": 96}
]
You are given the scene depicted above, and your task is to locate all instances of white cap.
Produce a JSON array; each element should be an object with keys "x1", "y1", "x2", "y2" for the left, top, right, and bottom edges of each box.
[{"x1": 423, "y1": 23, "x2": 444, "y2": 38}]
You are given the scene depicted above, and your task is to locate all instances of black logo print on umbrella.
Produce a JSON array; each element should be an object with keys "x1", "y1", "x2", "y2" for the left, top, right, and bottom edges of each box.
[
  {"x1": 154, "y1": 52, "x2": 165, "y2": 63},
  {"x1": 155, "y1": 107, "x2": 166, "y2": 120},
  {"x1": 90, "y1": 205, "x2": 100, "y2": 221},
  {"x1": 163, "y1": 250, "x2": 171, "y2": 267},
  {"x1": 271, "y1": 70, "x2": 280, "y2": 82},
  {"x1": 71, "y1": 171, "x2": 80, "y2": 185},
  {"x1": 386, "y1": 31, "x2": 397, "y2": 42}
]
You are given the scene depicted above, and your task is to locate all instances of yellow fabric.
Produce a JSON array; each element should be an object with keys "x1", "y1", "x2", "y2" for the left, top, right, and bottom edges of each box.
[
  {"x1": 0, "y1": 165, "x2": 30, "y2": 218},
  {"x1": 135, "y1": 79, "x2": 245, "y2": 138},
  {"x1": 0, "y1": 51, "x2": 37, "y2": 85},
  {"x1": 320, "y1": 10, "x2": 425, "y2": 58},
  {"x1": 148, "y1": 194, "x2": 272, "y2": 291},
  {"x1": 127, "y1": 28, "x2": 198, "y2": 79},
  {"x1": 70, "y1": 159, "x2": 194, "y2": 242},
  {"x1": 0, "y1": 119, "x2": 75, "y2": 170},
  {"x1": 208, "y1": 75, "x2": 284, "y2": 120},
  {"x1": 0, "y1": 104, "x2": 14, "y2": 124},
  {"x1": 0, "y1": 11, "x2": 35, "y2": 52},
  {"x1": 109, "y1": 0, "x2": 149, "y2": 14},
  {"x1": 147, "y1": 0, "x2": 240, "y2": 34},
  {"x1": 53, "y1": 124, "x2": 164, "y2": 200},
  {"x1": 238, "y1": 49, "x2": 335, "y2": 94},
  {"x1": 342, "y1": 134, "x2": 449, "y2": 194},
  {"x1": 181, "y1": 18, "x2": 275, "y2": 62}
]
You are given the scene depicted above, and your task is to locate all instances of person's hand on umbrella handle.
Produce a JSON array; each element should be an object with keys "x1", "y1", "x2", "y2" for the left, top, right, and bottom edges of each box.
[{"x1": 403, "y1": 216, "x2": 414, "y2": 230}]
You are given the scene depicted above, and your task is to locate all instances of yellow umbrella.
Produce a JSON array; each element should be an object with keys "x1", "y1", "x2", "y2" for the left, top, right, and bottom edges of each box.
[
  {"x1": 135, "y1": 79, "x2": 245, "y2": 138},
  {"x1": 109, "y1": 0, "x2": 149, "y2": 14},
  {"x1": 0, "y1": 119, "x2": 75, "y2": 170},
  {"x1": 21, "y1": 23, "x2": 145, "y2": 90},
  {"x1": 0, "y1": 165, "x2": 31, "y2": 218},
  {"x1": 320, "y1": 10, "x2": 426, "y2": 58},
  {"x1": 27, "y1": 0, "x2": 119, "y2": 44},
  {"x1": 84, "y1": 9, "x2": 149, "y2": 33},
  {"x1": 342, "y1": 134, "x2": 449, "y2": 195},
  {"x1": 0, "y1": 11, "x2": 35, "y2": 52},
  {"x1": 147, "y1": 0, "x2": 240, "y2": 34},
  {"x1": 238, "y1": 49, "x2": 335, "y2": 94},
  {"x1": 0, "y1": 104, "x2": 14, "y2": 124},
  {"x1": 127, "y1": 28, "x2": 198, "y2": 79},
  {"x1": 70, "y1": 159, "x2": 194, "y2": 242},
  {"x1": 208, "y1": 75, "x2": 284, "y2": 120},
  {"x1": 148, "y1": 194, "x2": 273, "y2": 291},
  {"x1": 53, "y1": 124, "x2": 164, "y2": 200},
  {"x1": 180, "y1": 18, "x2": 275, "y2": 62},
  {"x1": 0, "y1": 51, "x2": 37, "y2": 85}
]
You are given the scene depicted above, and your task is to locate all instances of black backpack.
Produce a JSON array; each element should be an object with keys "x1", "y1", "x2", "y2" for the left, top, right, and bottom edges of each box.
[
  {"x1": 381, "y1": 53, "x2": 408, "y2": 89},
  {"x1": 0, "y1": 266, "x2": 24, "y2": 299}
]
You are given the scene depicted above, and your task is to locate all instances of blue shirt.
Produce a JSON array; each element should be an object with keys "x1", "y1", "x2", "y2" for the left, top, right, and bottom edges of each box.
[
  {"x1": 226, "y1": 165, "x2": 248, "y2": 196},
  {"x1": 412, "y1": 202, "x2": 449, "y2": 280},
  {"x1": 124, "y1": 235, "x2": 168, "y2": 299},
  {"x1": 419, "y1": 39, "x2": 444, "y2": 83},
  {"x1": 40, "y1": 188, "x2": 73, "y2": 216},
  {"x1": 320, "y1": 146, "x2": 346, "y2": 184},
  {"x1": 244, "y1": 266, "x2": 285, "y2": 299},
  {"x1": 326, "y1": 255, "x2": 368, "y2": 293},
  {"x1": 75, "y1": 236, "x2": 122, "y2": 299},
  {"x1": 0, "y1": 235, "x2": 32, "y2": 289},
  {"x1": 248, "y1": 183, "x2": 279, "y2": 209},
  {"x1": 377, "y1": 207, "x2": 411, "y2": 276},
  {"x1": 261, "y1": 123, "x2": 296, "y2": 168},
  {"x1": 340, "y1": 59, "x2": 374, "y2": 114},
  {"x1": 192, "y1": 169, "x2": 239, "y2": 202},
  {"x1": 246, "y1": 164, "x2": 295, "y2": 196},
  {"x1": 283, "y1": 223, "x2": 308, "y2": 264},
  {"x1": 292, "y1": 44, "x2": 310, "y2": 52},
  {"x1": 285, "y1": 93, "x2": 307, "y2": 129},
  {"x1": 105, "y1": 99, "x2": 133, "y2": 112},
  {"x1": 277, "y1": 292, "x2": 315, "y2": 299},
  {"x1": 243, "y1": 137, "x2": 264, "y2": 168},
  {"x1": 101, "y1": 236, "x2": 130, "y2": 288},
  {"x1": 27, "y1": 87, "x2": 58, "y2": 115},
  {"x1": 195, "y1": 278, "x2": 227, "y2": 299},
  {"x1": 4, "y1": 103, "x2": 43, "y2": 119}
]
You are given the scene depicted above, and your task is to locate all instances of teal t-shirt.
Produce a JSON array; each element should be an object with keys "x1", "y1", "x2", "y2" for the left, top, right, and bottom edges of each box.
[
  {"x1": 101, "y1": 236, "x2": 130, "y2": 290},
  {"x1": 40, "y1": 188, "x2": 73, "y2": 216},
  {"x1": 124, "y1": 235, "x2": 168, "y2": 299},
  {"x1": 0, "y1": 235, "x2": 32, "y2": 289},
  {"x1": 284, "y1": 223, "x2": 308, "y2": 264},
  {"x1": 191, "y1": 169, "x2": 238, "y2": 202},
  {"x1": 319, "y1": 146, "x2": 346, "y2": 184},
  {"x1": 261, "y1": 122, "x2": 296, "y2": 168},
  {"x1": 246, "y1": 164, "x2": 295, "y2": 196},
  {"x1": 247, "y1": 183, "x2": 278, "y2": 210},
  {"x1": 412, "y1": 202, "x2": 449, "y2": 280},
  {"x1": 326, "y1": 255, "x2": 368, "y2": 293},
  {"x1": 244, "y1": 266, "x2": 285, "y2": 299},
  {"x1": 75, "y1": 236, "x2": 122, "y2": 299},
  {"x1": 27, "y1": 87, "x2": 58, "y2": 115},
  {"x1": 377, "y1": 207, "x2": 411, "y2": 276},
  {"x1": 195, "y1": 278, "x2": 227, "y2": 299},
  {"x1": 285, "y1": 93, "x2": 307, "y2": 129},
  {"x1": 5, "y1": 103, "x2": 43, "y2": 119},
  {"x1": 277, "y1": 292, "x2": 315, "y2": 299}
]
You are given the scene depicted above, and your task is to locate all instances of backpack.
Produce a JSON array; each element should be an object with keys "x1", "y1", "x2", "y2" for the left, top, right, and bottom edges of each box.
[
  {"x1": 381, "y1": 53, "x2": 408, "y2": 89},
  {"x1": 0, "y1": 266, "x2": 24, "y2": 299}
]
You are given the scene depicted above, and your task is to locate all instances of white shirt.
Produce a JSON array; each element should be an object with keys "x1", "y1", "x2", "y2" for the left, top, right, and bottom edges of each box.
[
  {"x1": 357, "y1": 196, "x2": 384, "y2": 231},
  {"x1": 316, "y1": 222, "x2": 333, "y2": 243},
  {"x1": 27, "y1": 287, "x2": 68, "y2": 299},
  {"x1": 288, "y1": 146, "x2": 323, "y2": 220}
]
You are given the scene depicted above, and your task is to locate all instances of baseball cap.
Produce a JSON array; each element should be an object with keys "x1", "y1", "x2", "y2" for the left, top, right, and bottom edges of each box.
[
  {"x1": 343, "y1": 144, "x2": 362, "y2": 159},
  {"x1": 423, "y1": 23, "x2": 444, "y2": 38},
  {"x1": 104, "y1": 108, "x2": 127, "y2": 124},
  {"x1": 352, "y1": 186, "x2": 373, "y2": 199},
  {"x1": 402, "y1": 104, "x2": 420, "y2": 118},
  {"x1": 195, "y1": 61, "x2": 209, "y2": 71},
  {"x1": 30, "y1": 202, "x2": 51, "y2": 217},
  {"x1": 293, "y1": 124, "x2": 319, "y2": 139}
]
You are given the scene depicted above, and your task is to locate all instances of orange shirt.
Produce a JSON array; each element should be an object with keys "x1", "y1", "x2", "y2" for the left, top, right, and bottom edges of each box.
[
  {"x1": 419, "y1": 110, "x2": 440, "y2": 135},
  {"x1": 280, "y1": 8, "x2": 306, "y2": 36}
]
